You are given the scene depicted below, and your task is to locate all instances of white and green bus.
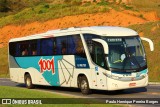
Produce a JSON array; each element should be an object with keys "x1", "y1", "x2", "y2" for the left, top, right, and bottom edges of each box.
[{"x1": 9, "y1": 26, "x2": 154, "y2": 94}]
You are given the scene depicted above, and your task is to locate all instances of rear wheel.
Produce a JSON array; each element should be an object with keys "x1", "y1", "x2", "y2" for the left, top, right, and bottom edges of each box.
[
  {"x1": 25, "y1": 74, "x2": 34, "y2": 89},
  {"x1": 80, "y1": 76, "x2": 91, "y2": 95}
]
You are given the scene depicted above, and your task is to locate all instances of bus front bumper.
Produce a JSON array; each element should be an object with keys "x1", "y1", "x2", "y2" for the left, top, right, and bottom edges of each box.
[{"x1": 106, "y1": 75, "x2": 148, "y2": 91}]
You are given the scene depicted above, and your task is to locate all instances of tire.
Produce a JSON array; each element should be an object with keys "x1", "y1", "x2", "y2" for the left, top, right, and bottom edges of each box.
[
  {"x1": 77, "y1": 77, "x2": 81, "y2": 88},
  {"x1": 24, "y1": 74, "x2": 34, "y2": 89},
  {"x1": 80, "y1": 76, "x2": 91, "y2": 95}
]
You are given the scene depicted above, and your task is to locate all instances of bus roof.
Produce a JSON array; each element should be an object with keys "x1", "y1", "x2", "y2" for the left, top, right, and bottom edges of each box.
[{"x1": 9, "y1": 26, "x2": 138, "y2": 42}]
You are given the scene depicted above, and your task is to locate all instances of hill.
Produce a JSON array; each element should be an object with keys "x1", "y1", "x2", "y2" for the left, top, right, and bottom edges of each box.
[
  {"x1": 0, "y1": 0, "x2": 160, "y2": 81},
  {"x1": 0, "y1": 0, "x2": 159, "y2": 47},
  {"x1": 1, "y1": 9, "x2": 158, "y2": 48}
]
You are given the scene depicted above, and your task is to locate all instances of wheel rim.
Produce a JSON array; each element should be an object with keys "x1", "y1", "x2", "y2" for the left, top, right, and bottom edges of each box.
[
  {"x1": 26, "y1": 78, "x2": 31, "y2": 86},
  {"x1": 81, "y1": 80, "x2": 87, "y2": 90}
]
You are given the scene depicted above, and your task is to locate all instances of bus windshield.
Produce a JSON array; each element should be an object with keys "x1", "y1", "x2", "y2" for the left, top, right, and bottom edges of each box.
[{"x1": 104, "y1": 36, "x2": 146, "y2": 70}]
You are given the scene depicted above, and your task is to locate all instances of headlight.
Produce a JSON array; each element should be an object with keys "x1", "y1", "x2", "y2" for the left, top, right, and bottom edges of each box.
[
  {"x1": 103, "y1": 72, "x2": 120, "y2": 80},
  {"x1": 111, "y1": 75, "x2": 120, "y2": 80}
]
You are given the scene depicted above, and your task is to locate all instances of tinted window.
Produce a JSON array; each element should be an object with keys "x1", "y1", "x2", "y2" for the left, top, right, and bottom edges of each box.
[
  {"x1": 83, "y1": 34, "x2": 106, "y2": 68},
  {"x1": 10, "y1": 40, "x2": 38, "y2": 57},
  {"x1": 9, "y1": 42, "x2": 16, "y2": 56},
  {"x1": 68, "y1": 35, "x2": 86, "y2": 57},
  {"x1": 56, "y1": 36, "x2": 67, "y2": 55},
  {"x1": 55, "y1": 35, "x2": 86, "y2": 56},
  {"x1": 93, "y1": 42, "x2": 105, "y2": 68},
  {"x1": 83, "y1": 34, "x2": 100, "y2": 53},
  {"x1": 20, "y1": 43, "x2": 29, "y2": 56},
  {"x1": 30, "y1": 40, "x2": 37, "y2": 56},
  {"x1": 10, "y1": 35, "x2": 85, "y2": 57},
  {"x1": 41, "y1": 38, "x2": 54, "y2": 55},
  {"x1": 68, "y1": 36, "x2": 76, "y2": 54}
]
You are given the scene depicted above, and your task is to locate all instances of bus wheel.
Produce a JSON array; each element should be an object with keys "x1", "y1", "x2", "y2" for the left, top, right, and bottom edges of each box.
[
  {"x1": 80, "y1": 76, "x2": 91, "y2": 95},
  {"x1": 25, "y1": 74, "x2": 34, "y2": 89}
]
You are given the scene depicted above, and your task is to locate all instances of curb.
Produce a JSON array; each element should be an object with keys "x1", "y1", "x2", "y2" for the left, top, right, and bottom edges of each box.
[
  {"x1": 148, "y1": 82, "x2": 160, "y2": 85},
  {"x1": 0, "y1": 78, "x2": 10, "y2": 79},
  {"x1": 0, "y1": 78, "x2": 160, "y2": 85}
]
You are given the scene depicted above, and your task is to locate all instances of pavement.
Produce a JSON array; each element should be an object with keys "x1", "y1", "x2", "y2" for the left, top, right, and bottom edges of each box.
[{"x1": 0, "y1": 78, "x2": 160, "y2": 107}]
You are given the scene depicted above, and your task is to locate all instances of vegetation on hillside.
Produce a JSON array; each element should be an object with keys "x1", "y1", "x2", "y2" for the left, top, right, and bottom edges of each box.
[
  {"x1": 0, "y1": 0, "x2": 53, "y2": 12},
  {"x1": 0, "y1": 2, "x2": 110, "y2": 27},
  {"x1": 0, "y1": 47, "x2": 8, "y2": 76},
  {"x1": 130, "y1": 0, "x2": 160, "y2": 17},
  {"x1": 0, "y1": 0, "x2": 159, "y2": 27},
  {"x1": 0, "y1": 0, "x2": 103, "y2": 27}
]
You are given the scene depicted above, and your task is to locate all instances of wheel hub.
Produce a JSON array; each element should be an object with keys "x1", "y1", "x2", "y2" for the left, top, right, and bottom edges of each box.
[
  {"x1": 81, "y1": 80, "x2": 87, "y2": 90},
  {"x1": 26, "y1": 78, "x2": 31, "y2": 86}
]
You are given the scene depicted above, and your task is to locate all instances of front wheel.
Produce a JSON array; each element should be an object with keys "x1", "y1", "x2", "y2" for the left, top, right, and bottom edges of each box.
[
  {"x1": 24, "y1": 74, "x2": 34, "y2": 89},
  {"x1": 80, "y1": 76, "x2": 91, "y2": 95}
]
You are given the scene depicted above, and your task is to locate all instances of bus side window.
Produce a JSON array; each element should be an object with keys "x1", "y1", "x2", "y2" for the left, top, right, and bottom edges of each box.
[
  {"x1": 9, "y1": 42, "x2": 16, "y2": 56},
  {"x1": 53, "y1": 40, "x2": 56, "y2": 55},
  {"x1": 16, "y1": 44, "x2": 21, "y2": 56},
  {"x1": 37, "y1": 40, "x2": 41, "y2": 56},
  {"x1": 30, "y1": 42, "x2": 37, "y2": 56},
  {"x1": 41, "y1": 38, "x2": 54, "y2": 55},
  {"x1": 83, "y1": 34, "x2": 100, "y2": 54},
  {"x1": 61, "y1": 41, "x2": 67, "y2": 54},
  {"x1": 56, "y1": 37, "x2": 67, "y2": 55},
  {"x1": 68, "y1": 36, "x2": 76, "y2": 54},
  {"x1": 66, "y1": 35, "x2": 86, "y2": 57},
  {"x1": 20, "y1": 44, "x2": 29, "y2": 56},
  {"x1": 93, "y1": 42, "x2": 106, "y2": 68},
  {"x1": 74, "y1": 35, "x2": 85, "y2": 57}
]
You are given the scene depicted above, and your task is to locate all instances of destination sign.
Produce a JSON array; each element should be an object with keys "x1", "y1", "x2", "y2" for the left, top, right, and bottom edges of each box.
[{"x1": 107, "y1": 38, "x2": 122, "y2": 42}]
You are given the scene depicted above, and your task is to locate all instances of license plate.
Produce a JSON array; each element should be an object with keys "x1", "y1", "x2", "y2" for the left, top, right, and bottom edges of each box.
[{"x1": 129, "y1": 83, "x2": 136, "y2": 87}]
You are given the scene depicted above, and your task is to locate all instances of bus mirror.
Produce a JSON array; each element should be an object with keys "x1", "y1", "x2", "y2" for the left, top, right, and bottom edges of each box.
[
  {"x1": 92, "y1": 39, "x2": 109, "y2": 54},
  {"x1": 140, "y1": 37, "x2": 154, "y2": 51}
]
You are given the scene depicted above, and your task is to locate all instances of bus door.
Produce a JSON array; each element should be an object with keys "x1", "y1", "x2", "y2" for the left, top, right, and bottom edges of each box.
[{"x1": 91, "y1": 41, "x2": 107, "y2": 89}]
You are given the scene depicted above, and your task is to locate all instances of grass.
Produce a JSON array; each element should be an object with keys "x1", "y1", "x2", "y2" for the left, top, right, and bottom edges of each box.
[
  {"x1": 130, "y1": 0, "x2": 160, "y2": 17},
  {"x1": 0, "y1": 86, "x2": 124, "y2": 107},
  {"x1": 129, "y1": 21, "x2": 160, "y2": 82},
  {"x1": 0, "y1": 86, "x2": 68, "y2": 98},
  {"x1": 97, "y1": 0, "x2": 109, "y2": 6},
  {"x1": 0, "y1": 74, "x2": 9, "y2": 78},
  {"x1": 0, "y1": 0, "x2": 160, "y2": 28},
  {"x1": 122, "y1": 4, "x2": 133, "y2": 10},
  {"x1": 0, "y1": 0, "x2": 159, "y2": 28},
  {"x1": 0, "y1": 46, "x2": 8, "y2": 75},
  {"x1": 0, "y1": 3, "x2": 111, "y2": 27},
  {"x1": 0, "y1": 104, "x2": 124, "y2": 107}
]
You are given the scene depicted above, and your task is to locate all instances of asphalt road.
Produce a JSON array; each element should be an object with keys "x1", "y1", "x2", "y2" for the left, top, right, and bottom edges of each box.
[{"x1": 0, "y1": 78, "x2": 160, "y2": 107}]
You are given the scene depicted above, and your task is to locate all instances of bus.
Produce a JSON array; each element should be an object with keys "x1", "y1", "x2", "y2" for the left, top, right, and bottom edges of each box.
[{"x1": 9, "y1": 26, "x2": 154, "y2": 94}]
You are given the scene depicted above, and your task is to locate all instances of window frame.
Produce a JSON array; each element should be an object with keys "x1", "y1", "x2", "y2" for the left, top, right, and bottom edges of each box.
[
  {"x1": 83, "y1": 33, "x2": 109, "y2": 70},
  {"x1": 9, "y1": 34, "x2": 87, "y2": 57}
]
